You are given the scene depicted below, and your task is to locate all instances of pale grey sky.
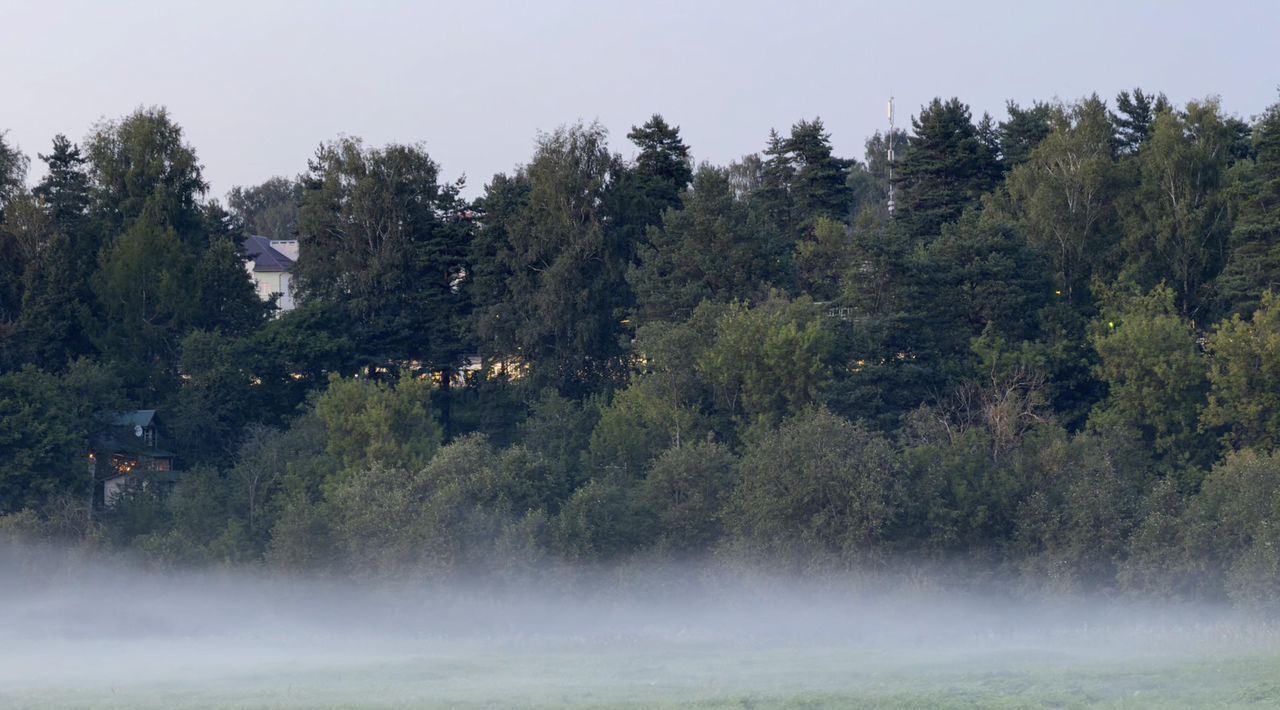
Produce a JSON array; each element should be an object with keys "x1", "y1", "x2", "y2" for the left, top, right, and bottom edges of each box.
[{"x1": 2, "y1": 0, "x2": 1276, "y2": 199}]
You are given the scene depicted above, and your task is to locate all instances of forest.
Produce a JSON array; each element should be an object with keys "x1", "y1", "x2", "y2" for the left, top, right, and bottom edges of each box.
[{"x1": 3, "y1": 89, "x2": 1280, "y2": 605}]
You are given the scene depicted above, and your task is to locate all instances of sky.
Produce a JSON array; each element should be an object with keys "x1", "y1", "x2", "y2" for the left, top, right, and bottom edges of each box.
[{"x1": 2, "y1": 0, "x2": 1277, "y2": 199}]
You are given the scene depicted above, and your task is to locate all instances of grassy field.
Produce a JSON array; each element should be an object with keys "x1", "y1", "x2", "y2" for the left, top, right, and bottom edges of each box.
[
  {"x1": 5, "y1": 553, "x2": 1278, "y2": 709},
  {"x1": 6, "y1": 639, "x2": 1280, "y2": 709}
]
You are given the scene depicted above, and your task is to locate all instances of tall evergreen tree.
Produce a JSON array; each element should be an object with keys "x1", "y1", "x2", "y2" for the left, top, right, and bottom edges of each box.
[
  {"x1": 191, "y1": 236, "x2": 269, "y2": 336},
  {"x1": 1225, "y1": 116, "x2": 1257, "y2": 163},
  {"x1": 33, "y1": 135, "x2": 91, "y2": 235},
  {"x1": 629, "y1": 166, "x2": 789, "y2": 322},
  {"x1": 0, "y1": 194, "x2": 43, "y2": 364},
  {"x1": 917, "y1": 208, "x2": 1051, "y2": 352},
  {"x1": 784, "y1": 118, "x2": 852, "y2": 227},
  {"x1": 32, "y1": 135, "x2": 97, "y2": 313},
  {"x1": 0, "y1": 194, "x2": 56, "y2": 362},
  {"x1": 998, "y1": 100, "x2": 1055, "y2": 171},
  {"x1": 83, "y1": 109, "x2": 261, "y2": 398},
  {"x1": 822, "y1": 220, "x2": 934, "y2": 428},
  {"x1": 1213, "y1": 99, "x2": 1280, "y2": 316},
  {"x1": 755, "y1": 129, "x2": 795, "y2": 233},
  {"x1": 1112, "y1": 88, "x2": 1169, "y2": 154},
  {"x1": 625, "y1": 114, "x2": 693, "y2": 223},
  {"x1": 795, "y1": 217, "x2": 854, "y2": 300},
  {"x1": 0, "y1": 239, "x2": 21, "y2": 349},
  {"x1": 12, "y1": 232, "x2": 95, "y2": 370},
  {"x1": 469, "y1": 171, "x2": 530, "y2": 361},
  {"x1": 603, "y1": 117, "x2": 692, "y2": 301},
  {"x1": 892, "y1": 98, "x2": 1002, "y2": 239},
  {"x1": 0, "y1": 137, "x2": 28, "y2": 344}
]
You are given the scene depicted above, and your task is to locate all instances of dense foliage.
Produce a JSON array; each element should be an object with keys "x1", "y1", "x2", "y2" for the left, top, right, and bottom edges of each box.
[{"x1": 4, "y1": 94, "x2": 1280, "y2": 604}]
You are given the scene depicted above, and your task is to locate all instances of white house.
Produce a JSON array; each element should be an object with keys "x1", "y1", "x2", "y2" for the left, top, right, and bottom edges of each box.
[{"x1": 243, "y1": 236, "x2": 298, "y2": 312}]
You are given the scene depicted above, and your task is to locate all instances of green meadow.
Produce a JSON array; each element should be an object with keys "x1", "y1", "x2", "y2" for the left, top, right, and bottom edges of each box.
[{"x1": 7, "y1": 638, "x2": 1279, "y2": 709}]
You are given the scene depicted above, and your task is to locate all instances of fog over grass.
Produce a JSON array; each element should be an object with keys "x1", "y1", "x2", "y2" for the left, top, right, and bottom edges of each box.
[{"x1": 4, "y1": 543, "x2": 1279, "y2": 708}]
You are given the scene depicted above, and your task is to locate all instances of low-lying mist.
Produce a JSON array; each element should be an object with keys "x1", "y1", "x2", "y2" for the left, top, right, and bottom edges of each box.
[{"x1": 4, "y1": 542, "x2": 1278, "y2": 708}]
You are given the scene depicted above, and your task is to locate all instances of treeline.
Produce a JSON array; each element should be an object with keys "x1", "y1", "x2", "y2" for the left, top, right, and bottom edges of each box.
[{"x1": 3, "y1": 90, "x2": 1280, "y2": 603}]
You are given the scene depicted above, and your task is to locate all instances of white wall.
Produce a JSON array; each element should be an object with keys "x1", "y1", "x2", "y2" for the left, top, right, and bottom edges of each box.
[
  {"x1": 245, "y1": 269, "x2": 295, "y2": 312},
  {"x1": 103, "y1": 476, "x2": 128, "y2": 504},
  {"x1": 277, "y1": 272, "x2": 295, "y2": 311}
]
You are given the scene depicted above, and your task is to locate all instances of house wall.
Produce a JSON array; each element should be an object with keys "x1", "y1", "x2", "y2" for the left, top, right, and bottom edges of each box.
[
  {"x1": 103, "y1": 476, "x2": 128, "y2": 504},
  {"x1": 245, "y1": 268, "x2": 296, "y2": 312},
  {"x1": 277, "y1": 272, "x2": 295, "y2": 311}
]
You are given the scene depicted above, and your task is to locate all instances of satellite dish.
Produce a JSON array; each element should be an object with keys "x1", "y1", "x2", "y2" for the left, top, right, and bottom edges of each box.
[{"x1": 134, "y1": 424, "x2": 144, "y2": 438}]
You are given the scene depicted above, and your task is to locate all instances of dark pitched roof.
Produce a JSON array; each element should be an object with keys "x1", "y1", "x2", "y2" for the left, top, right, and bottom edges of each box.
[
  {"x1": 92, "y1": 410, "x2": 174, "y2": 462},
  {"x1": 243, "y1": 235, "x2": 295, "y2": 273},
  {"x1": 112, "y1": 410, "x2": 156, "y2": 428}
]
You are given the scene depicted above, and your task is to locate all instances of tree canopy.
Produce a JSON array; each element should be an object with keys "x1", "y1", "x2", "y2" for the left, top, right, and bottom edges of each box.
[{"x1": 7, "y1": 92, "x2": 1280, "y2": 605}]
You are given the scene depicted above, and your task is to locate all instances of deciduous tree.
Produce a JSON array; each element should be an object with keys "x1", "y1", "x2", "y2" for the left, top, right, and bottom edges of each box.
[{"x1": 1202, "y1": 291, "x2": 1280, "y2": 452}]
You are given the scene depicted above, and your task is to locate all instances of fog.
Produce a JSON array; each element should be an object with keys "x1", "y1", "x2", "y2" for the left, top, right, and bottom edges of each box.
[{"x1": 3, "y1": 543, "x2": 1277, "y2": 708}]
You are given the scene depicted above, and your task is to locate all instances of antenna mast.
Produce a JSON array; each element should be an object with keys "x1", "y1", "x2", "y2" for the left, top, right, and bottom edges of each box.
[{"x1": 887, "y1": 96, "x2": 896, "y2": 215}]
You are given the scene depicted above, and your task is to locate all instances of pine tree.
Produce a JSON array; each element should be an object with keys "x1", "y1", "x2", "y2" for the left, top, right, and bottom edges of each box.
[
  {"x1": 784, "y1": 118, "x2": 852, "y2": 227},
  {"x1": 916, "y1": 209, "x2": 1051, "y2": 352},
  {"x1": 1213, "y1": 99, "x2": 1280, "y2": 316},
  {"x1": 34, "y1": 134, "x2": 97, "y2": 289},
  {"x1": 0, "y1": 195, "x2": 52, "y2": 363},
  {"x1": 606, "y1": 116, "x2": 693, "y2": 303},
  {"x1": 7, "y1": 136, "x2": 101, "y2": 372},
  {"x1": 191, "y1": 236, "x2": 269, "y2": 336},
  {"x1": 756, "y1": 129, "x2": 794, "y2": 232},
  {"x1": 13, "y1": 232, "x2": 95, "y2": 370},
  {"x1": 33, "y1": 135, "x2": 91, "y2": 235},
  {"x1": 998, "y1": 100, "x2": 1055, "y2": 171},
  {"x1": 0, "y1": 235, "x2": 22, "y2": 350},
  {"x1": 629, "y1": 166, "x2": 790, "y2": 322},
  {"x1": 1112, "y1": 88, "x2": 1169, "y2": 154},
  {"x1": 892, "y1": 98, "x2": 1001, "y2": 240},
  {"x1": 626, "y1": 114, "x2": 693, "y2": 221},
  {"x1": 469, "y1": 171, "x2": 529, "y2": 360}
]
